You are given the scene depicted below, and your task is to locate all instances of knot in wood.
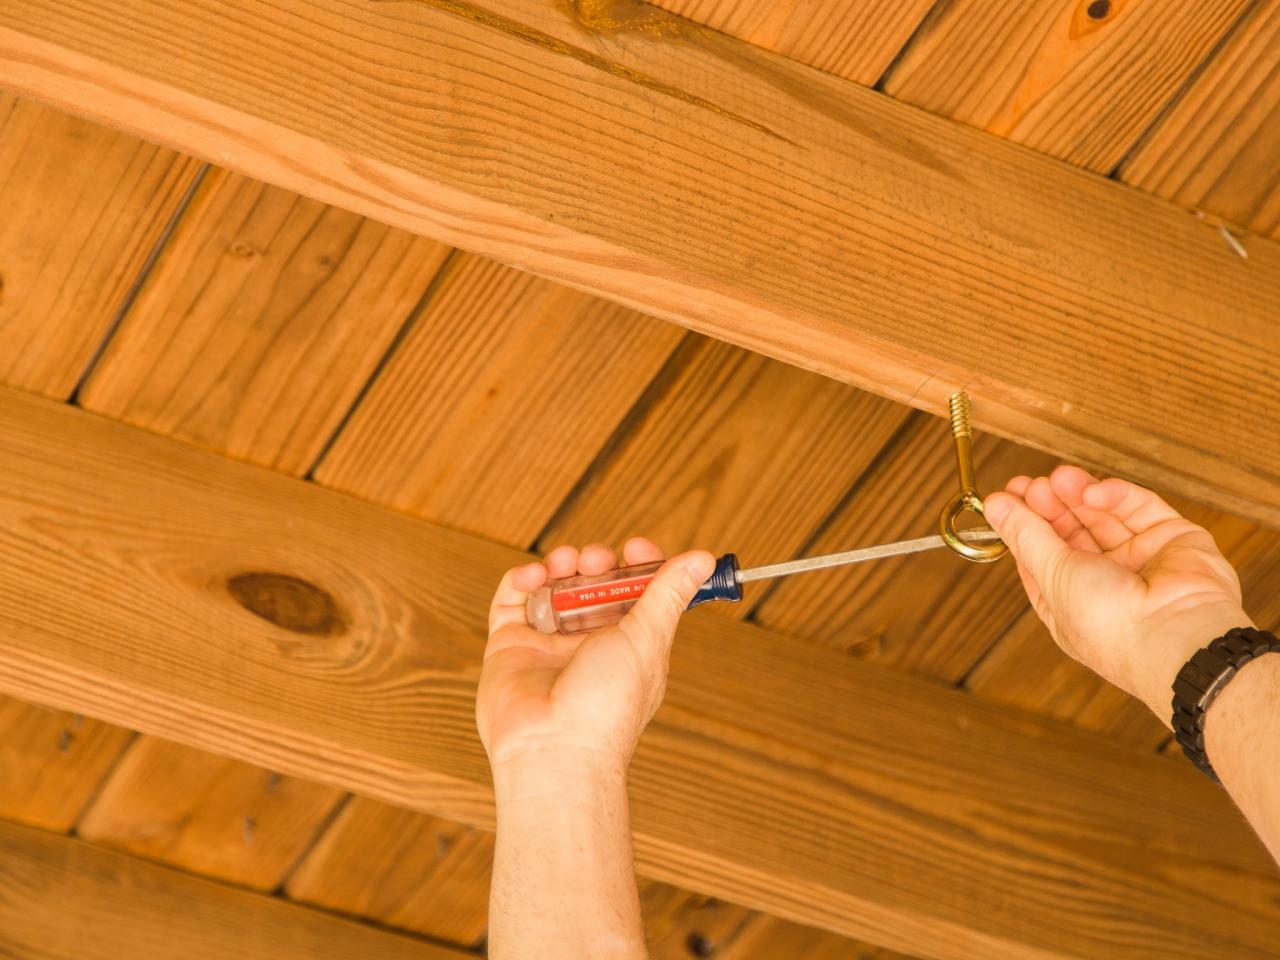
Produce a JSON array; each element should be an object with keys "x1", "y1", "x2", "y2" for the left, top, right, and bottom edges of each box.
[{"x1": 227, "y1": 572, "x2": 347, "y2": 636}]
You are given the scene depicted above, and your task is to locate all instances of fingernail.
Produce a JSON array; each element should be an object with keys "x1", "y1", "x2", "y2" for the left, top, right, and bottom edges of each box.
[
  {"x1": 686, "y1": 552, "x2": 716, "y2": 582},
  {"x1": 984, "y1": 493, "x2": 1010, "y2": 527}
]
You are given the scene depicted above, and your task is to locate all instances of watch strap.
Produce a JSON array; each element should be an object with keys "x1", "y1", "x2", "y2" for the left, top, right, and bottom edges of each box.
[{"x1": 1171, "y1": 626, "x2": 1279, "y2": 782}]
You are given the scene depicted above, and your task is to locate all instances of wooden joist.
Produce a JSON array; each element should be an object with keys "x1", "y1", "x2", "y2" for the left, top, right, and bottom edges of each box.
[
  {"x1": 0, "y1": 387, "x2": 1276, "y2": 960},
  {"x1": 0, "y1": 817, "x2": 468, "y2": 959},
  {"x1": 0, "y1": 1, "x2": 1277, "y2": 525}
]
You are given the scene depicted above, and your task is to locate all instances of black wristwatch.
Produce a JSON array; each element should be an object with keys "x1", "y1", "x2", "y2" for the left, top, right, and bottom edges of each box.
[{"x1": 1171, "y1": 626, "x2": 1279, "y2": 782}]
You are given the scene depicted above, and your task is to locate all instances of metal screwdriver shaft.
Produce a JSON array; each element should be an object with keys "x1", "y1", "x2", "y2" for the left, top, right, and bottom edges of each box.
[{"x1": 735, "y1": 529, "x2": 1003, "y2": 583}]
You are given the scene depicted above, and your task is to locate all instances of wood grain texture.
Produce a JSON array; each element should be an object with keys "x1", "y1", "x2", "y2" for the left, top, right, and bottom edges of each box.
[
  {"x1": 77, "y1": 736, "x2": 346, "y2": 890},
  {"x1": 645, "y1": 0, "x2": 936, "y2": 84},
  {"x1": 0, "y1": 387, "x2": 1276, "y2": 959},
  {"x1": 882, "y1": 0, "x2": 1252, "y2": 173},
  {"x1": 639, "y1": 880, "x2": 754, "y2": 958},
  {"x1": 979, "y1": 583, "x2": 1275, "y2": 748},
  {"x1": 0, "y1": 699, "x2": 133, "y2": 830},
  {"x1": 79, "y1": 167, "x2": 452, "y2": 474},
  {"x1": 287, "y1": 796, "x2": 493, "y2": 947},
  {"x1": 0, "y1": 89, "x2": 191, "y2": 872},
  {"x1": 0, "y1": 818, "x2": 468, "y2": 960},
  {"x1": 1120, "y1": 0, "x2": 1280, "y2": 239},
  {"x1": 5, "y1": 1, "x2": 1279, "y2": 525},
  {"x1": 964, "y1": 609, "x2": 1169, "y2": 749},
  {"x1": 720, "y1": 913, "x2": 907, "y2": 959},
  {"x1": 72, "y1": 169, "x2": 451, "y2": 904},
  {"x1": 0, "y1": 91, "x2": 200, "y2": 396},
  {"x1": 314, "y1": 252, "x2": 683, "y2": 545},
  {"x1": 753, "y1": 414, "x2": 1057, "y2": 680},
  {"x1": 640, "y1": 878, "x2": 916, "y2": 958},
  {"x1": 540, "y1": 336, "x2": 911, "y2": 617}
]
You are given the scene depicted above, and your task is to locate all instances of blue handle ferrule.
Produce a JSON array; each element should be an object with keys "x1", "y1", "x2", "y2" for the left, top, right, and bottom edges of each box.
[{"x1": 686, "y1": 553, "x2": 742, "y2": 609}]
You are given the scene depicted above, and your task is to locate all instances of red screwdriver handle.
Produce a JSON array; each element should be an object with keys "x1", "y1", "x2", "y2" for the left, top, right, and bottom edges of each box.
[
  {"x1": 526, "y1": 555, "x2": 741, "y2": 635},
  {"x1": 527, "y1": 561, "x2": 663, "y2": 635}
]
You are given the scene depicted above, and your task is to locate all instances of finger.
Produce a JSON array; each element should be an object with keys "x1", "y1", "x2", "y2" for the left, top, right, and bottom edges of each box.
[
  {"x1": 1005, "y1": 475, "x2": 1033, "y2": 497},
  {"x1": 1049, "y1": 464, "x2": 1132, "y2": 551},
  {"x1": 488, "y1": 561, "x2": 547, "y2": 635},
  {"x1": 622, "y1": 536, "x2": 666, "y2": 566},
  {"x1": 1083, "y1": 477, "x2": 1182, "y2": 536},
  {"x1": 1025, "y1": 474, "x2": 1100, "y2": 553},
  {"x1": 983, "y1": 492, "x2": 1072, "y2": 605},
  {"x1": 578, "y1": 543, "x2": 617, "y2": 576},
  {"x1": 620, "y1": 550, "x2": 717, "y2": 654},
  {"x1": 484, "y1": 621, "x2": 586, "y2": 662},
  {"x1": 1009, "y1": 554, "x2": 1049, "y2": 627},
  {"x1": 543, "y1": 544, "x2": 580, "y2": 580}
]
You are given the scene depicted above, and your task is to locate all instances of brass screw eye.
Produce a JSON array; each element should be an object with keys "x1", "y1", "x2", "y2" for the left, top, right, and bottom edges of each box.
[{"x1": 938, "y1": 392, "x2": 1007, "y2": 563}]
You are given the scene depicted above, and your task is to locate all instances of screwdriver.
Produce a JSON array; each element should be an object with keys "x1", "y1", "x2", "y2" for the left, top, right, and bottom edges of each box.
[{"x1": 526, "y1": 529, "x2": 1003, "y2": 635}]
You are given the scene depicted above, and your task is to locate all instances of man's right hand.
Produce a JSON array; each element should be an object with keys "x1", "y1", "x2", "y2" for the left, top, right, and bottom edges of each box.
[{"x1": 983, "y1": 465, "x2": 1254, "y2": 725}]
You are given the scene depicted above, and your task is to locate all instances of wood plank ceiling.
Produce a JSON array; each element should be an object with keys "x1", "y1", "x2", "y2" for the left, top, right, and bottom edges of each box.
[{"x1": 0, "y1": 0, "x2": 1277, "y2": 956}]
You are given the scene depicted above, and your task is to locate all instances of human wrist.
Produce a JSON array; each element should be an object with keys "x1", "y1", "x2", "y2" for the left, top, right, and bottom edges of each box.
[
  {"x1": 490, "y1": 742, "x2": 629, "y2": 807},
  {"x1": 1136, "y1": 603, "x2": 1255, "y2": 724}
]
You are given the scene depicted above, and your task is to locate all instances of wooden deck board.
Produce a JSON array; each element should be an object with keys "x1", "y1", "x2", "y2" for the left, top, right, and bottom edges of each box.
[
  {"x1": 79, "y1": 167, "x2": 452, "y2": 475},
  {"x1": 1119, "y1": 0, "x2": 1280, "y2": 239},
  {"x1": 313, "y1": 252, "x2": 684, "y2": 546},
  {"x1": 0, "y1": 700, "x2": 133, "y2": 831},
  {"x1": 0, "y1": 91, "x2": 200, "y2": 396},
  {"x1": 881, "y1": 0, "x2": 1254, "y2": 173},
  {"x1": 78, "y1": 737, "x2": 346, "y2": 891},
  {"x1": 287, "y1": 797, "x2": 493, "y2": 948}
]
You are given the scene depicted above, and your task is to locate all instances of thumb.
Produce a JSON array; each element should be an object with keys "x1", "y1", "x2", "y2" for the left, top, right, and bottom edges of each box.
[
  {"x1": 623, "y1": 550, "x2": 717, "y2": 648},
  {"x1": 984, "y1": 492, "x2": 1071, "y2": 595}
]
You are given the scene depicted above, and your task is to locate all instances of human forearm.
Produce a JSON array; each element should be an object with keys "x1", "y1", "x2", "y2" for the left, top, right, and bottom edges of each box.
[
  {"x1": 1136, "y1": 605, "x2": 1280, "y2": 860},
  {"x1": 478, "y1": 545, "x2": 716, "y2": 954},
  {"x1": 985, "y1": 467, "x2": 1279, "y2": 864},
  {"x1": 1204, "y1": 649, "x2": 1280, "y2": 861},
  {"x1": 489, "y1": 750, "x2": 646, "y2": 960}
]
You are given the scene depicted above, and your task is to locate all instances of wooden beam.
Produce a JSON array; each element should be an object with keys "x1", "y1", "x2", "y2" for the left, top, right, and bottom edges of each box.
[
  {"x1": 0, "y1": 387, "x2": 1275, "y2": 960},
  {"x1": 0, "y1": 817, "x2": 469, "y2": 959},
  {"x1": 0, "y1": 1, "x2": 1277, "y2": 525}
]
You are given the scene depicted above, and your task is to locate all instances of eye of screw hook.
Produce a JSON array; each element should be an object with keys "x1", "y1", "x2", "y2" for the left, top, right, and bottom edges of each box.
[{"x1": 939, "y1": 392, "x2": 1007, "y2": 563}]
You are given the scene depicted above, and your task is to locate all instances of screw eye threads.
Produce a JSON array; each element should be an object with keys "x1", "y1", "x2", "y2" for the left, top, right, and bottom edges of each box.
[
  {"x1": 939, "y1": 390, "x2": 1007, "y2": 563},
  {"x1": 949, "y1": 392, "x2": 972, "y2": 439}
]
